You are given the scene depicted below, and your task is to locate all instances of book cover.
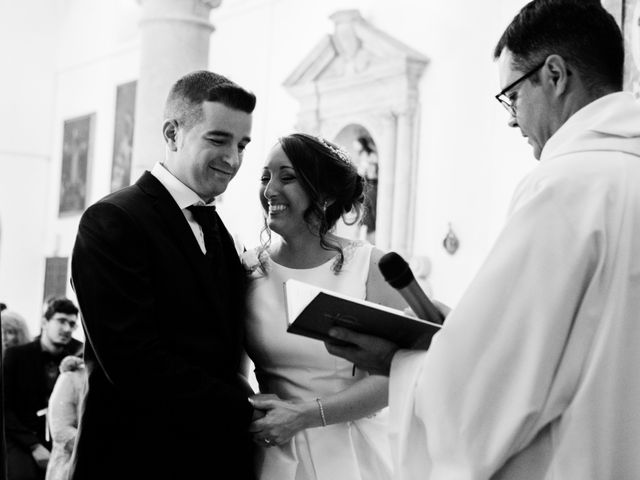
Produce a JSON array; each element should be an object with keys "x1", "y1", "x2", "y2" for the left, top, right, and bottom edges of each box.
[{"x1": 284, "y1": 279, "x2": 442, "y2": 349}]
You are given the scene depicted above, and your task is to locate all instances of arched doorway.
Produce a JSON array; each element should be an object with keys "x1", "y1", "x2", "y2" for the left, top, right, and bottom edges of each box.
[
  {"x1": 283, "y1": 9, "x2": 428, "y2": 256},
  {"x1": 333, "y1": 124, "x2": 379, "y2": 243}
]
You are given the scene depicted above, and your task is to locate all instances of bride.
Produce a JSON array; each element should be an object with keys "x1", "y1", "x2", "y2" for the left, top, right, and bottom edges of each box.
[{"x1": 243, "y1": 133, "x2": 408, "y2": 480}]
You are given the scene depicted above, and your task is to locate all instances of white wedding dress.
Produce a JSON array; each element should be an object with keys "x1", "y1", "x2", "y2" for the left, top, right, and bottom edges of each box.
[{"x1": 244, "y1": 242, "x2": 393, "y2": 480}]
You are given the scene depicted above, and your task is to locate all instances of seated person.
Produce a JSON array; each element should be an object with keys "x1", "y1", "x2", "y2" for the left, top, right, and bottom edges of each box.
[{"x1": 3, "y1": 297, "x2": 83, "y2": 480}]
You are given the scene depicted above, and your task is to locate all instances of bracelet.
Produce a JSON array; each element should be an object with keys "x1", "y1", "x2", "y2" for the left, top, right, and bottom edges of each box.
[{"x1": 315, "y1": 398, "x2": 327, "y2": 427}]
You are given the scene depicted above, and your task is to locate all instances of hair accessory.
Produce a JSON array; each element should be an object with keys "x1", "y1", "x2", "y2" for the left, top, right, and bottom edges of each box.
[
  {"x1": 316, "y1": 136, "x2": 351, "y2": 164},
  {"x1": 316, "y1": 398, "x2": 327, "y2": 427}
]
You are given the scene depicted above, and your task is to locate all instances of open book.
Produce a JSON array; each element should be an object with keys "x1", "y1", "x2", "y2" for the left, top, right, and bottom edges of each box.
[{"x1": 284, "y1": 279, "x2": 442, "y2": 349}]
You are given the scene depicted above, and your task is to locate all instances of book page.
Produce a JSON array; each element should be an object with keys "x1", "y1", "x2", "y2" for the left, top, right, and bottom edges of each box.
[{"x1": 283, "y1": 279, "x2": 322, "y2": 325}]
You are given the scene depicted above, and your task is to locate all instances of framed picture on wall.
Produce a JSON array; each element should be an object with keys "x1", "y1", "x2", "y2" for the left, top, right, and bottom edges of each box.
[
  {"x1": 58, "y1": 113, "x2": 95, "y2": 215},
  {"x1": 110, "y1": 80, "x2": 137, "y2": 192},
  {"x1": 43, "y1": 256, "x2": 69, "y2": 300}
]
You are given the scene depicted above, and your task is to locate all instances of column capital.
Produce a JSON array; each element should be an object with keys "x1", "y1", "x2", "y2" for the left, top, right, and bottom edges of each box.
[{"x1": 137, "y1": 0, "x2": 222, "y2": 31}]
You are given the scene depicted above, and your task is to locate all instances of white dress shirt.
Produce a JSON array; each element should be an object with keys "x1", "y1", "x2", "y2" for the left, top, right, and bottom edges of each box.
[{"x1": 150, "y1": 162, "x2": 213, "y2": 254}]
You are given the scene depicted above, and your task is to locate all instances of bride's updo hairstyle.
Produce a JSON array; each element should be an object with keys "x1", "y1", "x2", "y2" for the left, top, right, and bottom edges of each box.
[{"x1": 262, "y1": 133, "x2": 367, "y2": 273}]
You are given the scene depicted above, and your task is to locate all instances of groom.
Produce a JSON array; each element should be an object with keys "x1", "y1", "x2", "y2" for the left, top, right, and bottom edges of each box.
[{"x1": 71, "y1": 71, "x2": 257, "y2": 480}]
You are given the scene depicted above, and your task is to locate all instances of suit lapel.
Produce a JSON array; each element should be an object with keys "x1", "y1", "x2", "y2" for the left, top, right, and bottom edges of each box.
[{"x1": 136, "y1": 172, "x2": 217, "y2": 304}]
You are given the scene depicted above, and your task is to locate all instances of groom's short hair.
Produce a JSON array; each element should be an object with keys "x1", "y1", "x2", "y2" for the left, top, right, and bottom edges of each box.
[{"x1": 164, "y1": 70, "x2": 256, "y2": 131}]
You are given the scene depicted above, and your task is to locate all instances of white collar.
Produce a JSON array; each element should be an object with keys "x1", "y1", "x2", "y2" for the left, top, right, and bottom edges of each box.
[
  {"x1": 150, "y1": 162, "x2": 215, "y2": 209},
  {"x1": 540, "y1": 92, "x2": 640, "y2": 162}
]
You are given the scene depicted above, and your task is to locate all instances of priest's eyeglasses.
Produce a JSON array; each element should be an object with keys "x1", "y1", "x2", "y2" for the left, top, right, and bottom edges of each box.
[{"x1": 495, "y1": 61, "x2": 545, "y2": 117}]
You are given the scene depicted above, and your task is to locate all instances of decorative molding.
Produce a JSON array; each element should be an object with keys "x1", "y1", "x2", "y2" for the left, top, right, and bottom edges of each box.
[
  {"x1": 283, "y1": 9, "x2": 428, "y2": 90},
  {"x1": 283, "y1": 9, "x2": 429, "y2": 255},
  {"x1": 442, "y1": 223, "x2": 460, "y2": 255}
]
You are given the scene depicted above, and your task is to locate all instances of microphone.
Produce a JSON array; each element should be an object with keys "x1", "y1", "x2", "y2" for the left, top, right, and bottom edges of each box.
[{"x1": 378, "y1": 252, "x2": 445, "y2": 325}]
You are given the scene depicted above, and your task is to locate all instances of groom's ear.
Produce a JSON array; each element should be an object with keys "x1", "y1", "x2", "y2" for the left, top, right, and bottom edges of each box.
[{"x1": 162, "y1": 120, "x2": 179, "y2": 151}]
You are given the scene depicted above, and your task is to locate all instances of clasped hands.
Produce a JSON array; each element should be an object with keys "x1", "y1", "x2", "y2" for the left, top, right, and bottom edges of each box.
[{"x1": 248, "y1": 394, "x2": 317, "y2": 447}]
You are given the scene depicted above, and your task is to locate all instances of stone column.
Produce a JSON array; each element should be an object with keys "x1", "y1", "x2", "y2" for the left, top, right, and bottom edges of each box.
[
  {"x1": 131, "y1": 0, "x2": 221, "y2": 181},
  {"x1": 390, "y1": 108, "x2": 416, "y2": 257},
  {"x1": 375, "y1": 113, "x2": 398, "y2": 251}
]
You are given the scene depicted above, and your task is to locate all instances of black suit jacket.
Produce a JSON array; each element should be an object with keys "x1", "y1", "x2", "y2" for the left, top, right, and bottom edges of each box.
[{"x1": 70, "y1": 172, "x2": 254, "y2": 480}]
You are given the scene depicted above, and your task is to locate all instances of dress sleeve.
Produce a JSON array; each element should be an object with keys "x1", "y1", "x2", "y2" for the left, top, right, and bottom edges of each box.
[{"x1": 48, "y1": 372, "x2": 80, "y2": 449}]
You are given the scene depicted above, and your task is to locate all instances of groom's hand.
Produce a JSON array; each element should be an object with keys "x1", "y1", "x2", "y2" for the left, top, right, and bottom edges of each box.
[
  {"x1": 249, "y1": 393, "x2": 278, "y2": 421},
  {"x1": 251, "y1": 407, "x2": 266, "y2": 421}
]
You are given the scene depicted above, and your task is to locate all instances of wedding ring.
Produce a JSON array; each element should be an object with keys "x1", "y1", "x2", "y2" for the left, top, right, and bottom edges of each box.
[{"x1": 263, "y1": 437, "x2": 272, "y2": 445}]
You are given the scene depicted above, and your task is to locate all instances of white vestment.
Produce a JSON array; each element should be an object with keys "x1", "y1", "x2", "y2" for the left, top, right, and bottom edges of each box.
[{"x1": 389, "y1": 92, "x2": 640, "y2": 479}]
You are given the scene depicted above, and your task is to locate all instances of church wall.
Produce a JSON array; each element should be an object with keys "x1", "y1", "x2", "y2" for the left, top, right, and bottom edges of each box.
[
  {"x1": 0, "y1": 1, "x2": 58, "y2": 331},
  {"x1": 391, "y1": 0, "x2": 535, "y2": 306},
  {"x1": 46, "y1": 48, "x2": 139, "y2": 281},
  {"x1": 0, "y1": 0, "x2": 139, "y2": 332}
]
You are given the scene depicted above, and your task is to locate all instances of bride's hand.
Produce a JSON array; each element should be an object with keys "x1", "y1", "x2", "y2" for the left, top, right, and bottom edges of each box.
[{"x1": 248, "y1": 397, "x2": 315, "y2": 447}]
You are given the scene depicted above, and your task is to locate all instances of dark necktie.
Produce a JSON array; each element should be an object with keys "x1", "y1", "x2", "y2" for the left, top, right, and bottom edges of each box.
[{"x1": 187, "y1": 205, "x2": 222, "y2": 258}]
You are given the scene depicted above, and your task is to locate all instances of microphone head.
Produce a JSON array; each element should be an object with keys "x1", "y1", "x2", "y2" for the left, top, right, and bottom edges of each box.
[{"x1": 378, "y1": 251, "x2": 415, "y2": 289}]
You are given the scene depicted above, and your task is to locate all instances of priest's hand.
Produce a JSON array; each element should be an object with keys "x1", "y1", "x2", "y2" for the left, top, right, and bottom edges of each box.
[{"x1": 324, "y1": 328, "x2": 399, "y2": 376}]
